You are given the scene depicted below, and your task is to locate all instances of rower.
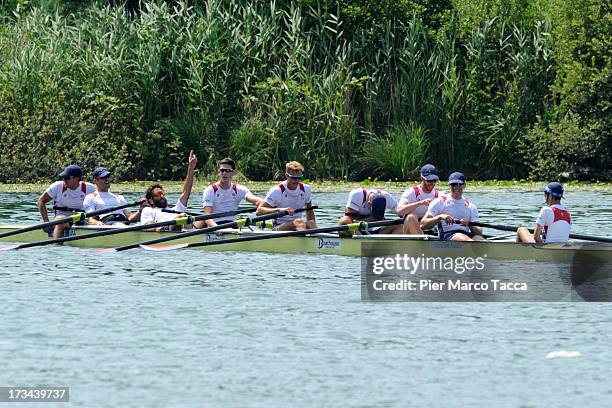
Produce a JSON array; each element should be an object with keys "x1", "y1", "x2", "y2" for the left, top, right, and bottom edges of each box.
[
  {"x1": 338, "y1": 188, "x2": 401, "y2": 236},
  {"x1": 83, "y1": 167, "x2": 142, "y2": 226},
  {"x1": 397, "y1": 164, "x2": 444, "y2": 234},
  {"x1": 37, "y1": 164, "x2": 96, "y2": 239},
  {"x1": 256, "y1": 161, "x2": 316, "y2": 231},
  {"x1": 516, "y1": 182, "x2": 571, "y2": 243},
  {"x1": 194, "y1": 158, "x2": 263, "y2": 229},
  {"x1": 141, "y1": 151, "x2": 198, "y2": 232},
  {"x1": 421, "y1": 172, "x2": 484, "y2": 241}
]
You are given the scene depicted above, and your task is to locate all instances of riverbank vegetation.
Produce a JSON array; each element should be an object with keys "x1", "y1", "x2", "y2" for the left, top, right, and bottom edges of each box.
[{"x1": 0, "y1": 0, "x2": 609, "y2": 182}]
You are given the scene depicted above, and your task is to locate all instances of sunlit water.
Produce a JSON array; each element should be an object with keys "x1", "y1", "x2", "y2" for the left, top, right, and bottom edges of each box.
[{"x1": 1, "y1": 187, "x2": 612, "y2": 407}]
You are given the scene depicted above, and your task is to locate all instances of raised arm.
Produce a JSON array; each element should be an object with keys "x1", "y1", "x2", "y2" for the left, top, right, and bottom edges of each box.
[{"x1": 178, "y1": 150, "x2": 198, "y2": 207}]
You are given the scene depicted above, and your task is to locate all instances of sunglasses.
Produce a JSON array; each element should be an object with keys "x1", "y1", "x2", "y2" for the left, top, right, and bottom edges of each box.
[
  {"x1": 424, "y1": 179, "x2": 437, "y2": 183},
  {"x1": 287, "y1": 173, "x2": 304, "y2": 180},
  {"x1": 153, "y1": 190, "x2": 166, "y2": 197},
  {"x1": 449, "y1": 183, "x2": 464, "y2": 187},
  {"x1": 219, "y1": 168, "x2": 234, "y2": 173}
]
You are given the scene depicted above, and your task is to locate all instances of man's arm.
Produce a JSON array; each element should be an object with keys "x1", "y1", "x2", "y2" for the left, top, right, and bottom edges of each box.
[
  {"x1": 83, "y1": 195, "x2": 102, "y2": 225},
  {"x1": 421, "y1": 212, "x2": 455, "y2": 230},
  {"x1": 466, "y1": 205, "x2": 482, "y2": 235},
  {"x1": 419, "y1": 199, "x2": 448, "y2": 230},
  {"x1": 397, "y1": 199, "x2": 432, "y2": 217},
  {"x1": 177, "y1": 150, "x2": 198, "y2": 207},
  {"x1": 256, "y1": 201, "x2": 292, "y2": 216},
  {"x1": 128, "y1": 200, "x2": 146, "y2": 223},
  {"x1": 37, "y1": 191, "x2": 52, "y2": 223},
  {"x1": 203, "y1": 206, "x2": 217, "y2": 228},
  {"x1": 468, "y1": 224, "x2": 483, "y2": 236},
  {"x1": 420, "y1": 213, "x2": 440, "y2": 230},
  {"x1": 245, "y1": 193, "x2": 264, "y2": 207},
  {"x1": 305, "y1": 202, "x2": 316, "y2": 223},
  {"x1": 533, "y1": 224, "x2": 544, "y2": 243}
]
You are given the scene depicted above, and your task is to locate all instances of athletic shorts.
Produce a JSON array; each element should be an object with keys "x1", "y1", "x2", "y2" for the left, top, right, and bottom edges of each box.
[{"x1": 441, "y1": 230, "x2": 480, "y2": 240}]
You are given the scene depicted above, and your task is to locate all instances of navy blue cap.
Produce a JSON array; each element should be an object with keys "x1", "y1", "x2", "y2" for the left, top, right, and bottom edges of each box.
[
  {"x1": 544, "y1": 182, "x2": 564, "y2": 199},
  {"x1": 420, "y1": 164, "x2": 439, "y2": 181},
  {"x1": 448, "y1": 172, "x2": 466, "y2": 185},
  {"x1": 370, "y1": 195, "x2": 387, "y2": 220},
  {"x1": 58, "y1": 164, "x2": 82, "y2": 179},
  {"x1": 92, "y1": 167, "x2": 111, "y2": 179}
]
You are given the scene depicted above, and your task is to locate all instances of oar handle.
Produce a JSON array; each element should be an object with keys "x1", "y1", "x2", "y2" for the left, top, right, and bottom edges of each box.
[
  {"x1": 467, "y1": 221, "x2": 525, "y2": 233},
  {"x1": 85, "y1": 200, "x2": 144, "y2": 218},
  {"x1": 114, "y1": 206, "x2": 318, "y2": 251},
  {"x1": 161, "y1": 208, "x2": 202, "y2": 216},
  {"x1": 161, "y1": 207, "x2": 257, "y2": 217}
]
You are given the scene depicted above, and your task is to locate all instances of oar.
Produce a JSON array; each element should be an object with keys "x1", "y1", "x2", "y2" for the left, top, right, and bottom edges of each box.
[
  {"x1": 161, "y1": 208, "x2": 203, "y2": 216},
  {"x1": 469, "y1": 222, "x2": 612, "y2": 244},
  {"x1": 0, "y1": 207, "x2": 258, "y2": 251},
  {"x1": 140, "y1": 218, "x2": 404, "y2": 252},
  {"x1": 0, "y1": 200, "x2": 143, "y2": 240},
  {"x1": 111, "y1": 206, "x2": 318, "y2": 252}
]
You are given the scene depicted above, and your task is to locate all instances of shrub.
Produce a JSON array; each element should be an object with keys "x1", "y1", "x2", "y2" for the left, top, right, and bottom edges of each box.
[
  {"x1": 229, "y1": 118, "x2": 277, "y2": 180},
  {"x1": 522, "y1": 114, "x2": 611, "y2": 181},
  {"x1": 357, "y1": 123, "x2": 428, "y2": 180}
]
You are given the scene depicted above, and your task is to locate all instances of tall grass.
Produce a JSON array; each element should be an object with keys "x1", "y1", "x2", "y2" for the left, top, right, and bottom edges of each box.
[
  {"x1": 0, "y1": 1, "x2": 556, "y2": 181},
  {"x1": 359, "y1": 124, "x2": 428, "y2": 180}
]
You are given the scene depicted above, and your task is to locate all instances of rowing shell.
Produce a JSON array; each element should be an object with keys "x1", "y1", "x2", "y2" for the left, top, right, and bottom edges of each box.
[{"x1": 1, "y1": 223, "x2": 611, "y2": 262}]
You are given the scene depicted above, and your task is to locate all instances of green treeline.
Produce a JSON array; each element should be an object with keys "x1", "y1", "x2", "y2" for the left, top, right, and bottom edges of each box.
[{"x1": 0, "y1": 0, "x2": 609, "y2": 181}]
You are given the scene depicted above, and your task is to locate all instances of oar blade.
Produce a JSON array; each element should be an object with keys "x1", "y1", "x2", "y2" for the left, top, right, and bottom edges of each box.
[
  {"x1": 96, "y1": 247, "x2": 117, "y2": 254},
  {"x1": 139, "y1": 243, "x2": 189, "y2": 252},
  {"x1": 0, "y1": 244, "x2": 21, "y2": 251}
]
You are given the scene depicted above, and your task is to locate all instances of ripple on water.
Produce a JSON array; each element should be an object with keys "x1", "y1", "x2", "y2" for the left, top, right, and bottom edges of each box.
[{"x1": 1, "y1": 190, "x2": 612, "y2": 407}]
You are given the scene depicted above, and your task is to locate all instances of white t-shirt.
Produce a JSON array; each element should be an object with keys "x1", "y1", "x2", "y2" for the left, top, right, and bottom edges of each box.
[
  {"x1": 140, "y1": 201, "x2": 187, "y2": 224},
  {"x1": 264, "y1": 181, "x2": 312, "y2": 224},
  {"x1": 399, "y1": 185, "x2": 443, "y2": 219},
  {"x1": 83, "y1": 191, "x2": 128, "y2": 216},
  {"x1": 202, "y1": 182, "x2": 251, "y2": 222},
  {"x1": 345, "y1": 188, "x2": 397, "y2": 217},
  {"x1": 536, "y1": 204, "x2": 571, "y2": 243},
  {"x1": 426, "y1": 196, "x2": 479, "y2": 234},
  {"x1": 45, "y1": 181, "x2": 96, "y2": 212}
]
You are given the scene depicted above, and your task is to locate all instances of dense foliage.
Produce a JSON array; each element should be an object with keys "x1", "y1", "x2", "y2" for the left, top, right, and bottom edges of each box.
[{"x1": 0, "y1": 0, "x2": 609, "y2": 182}]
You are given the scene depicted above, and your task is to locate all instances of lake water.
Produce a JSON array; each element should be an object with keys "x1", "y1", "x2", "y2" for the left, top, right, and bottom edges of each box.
[{"x1": 1, "y1": 186, "x2": 612, "y2": 407}]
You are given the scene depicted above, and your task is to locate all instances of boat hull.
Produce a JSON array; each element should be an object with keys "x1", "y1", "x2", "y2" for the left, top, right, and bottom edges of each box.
[{"x1": 1, "y1": 224, "x2": 612, "y2": 262}]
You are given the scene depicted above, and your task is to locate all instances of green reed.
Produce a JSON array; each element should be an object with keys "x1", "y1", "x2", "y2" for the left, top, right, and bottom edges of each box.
[{"x1": 0, "y1": 1, "x2": 556, "y2": 182}]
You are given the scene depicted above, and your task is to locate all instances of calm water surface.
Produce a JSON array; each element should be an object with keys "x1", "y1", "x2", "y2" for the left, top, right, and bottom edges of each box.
[{"x1": 1, "y1": 187, "x2": 612, "y2": 407}]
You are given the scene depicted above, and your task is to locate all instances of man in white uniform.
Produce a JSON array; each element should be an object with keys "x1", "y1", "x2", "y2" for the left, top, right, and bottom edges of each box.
[
  {"x1": 195, "y1": 158, "x2": 263, "y2": 228},
  {"x1": 516, "y1": 182, "x2": 571, "y2": 243},
  {"x1": 421, "y1": 172, "x2": 484, "y2": 241},
  {"x1": 256, "y1": 161, "x2": 316, "y2": 231},
  {"x1": 337, "y1": 187, "x2": 401, "y2": 236},
  {"x1": 397, "y1": 164, "x2": 444, "y2": 234},
  {"x1": 140, "y1": 151, "x2": 197, "y2": 232},
  {"x1": 37, "y1": 164, "x2": 96, "y2": 239},
  {"x1": 83, "y1": 167, "x2": 142, "y2": 225}
]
